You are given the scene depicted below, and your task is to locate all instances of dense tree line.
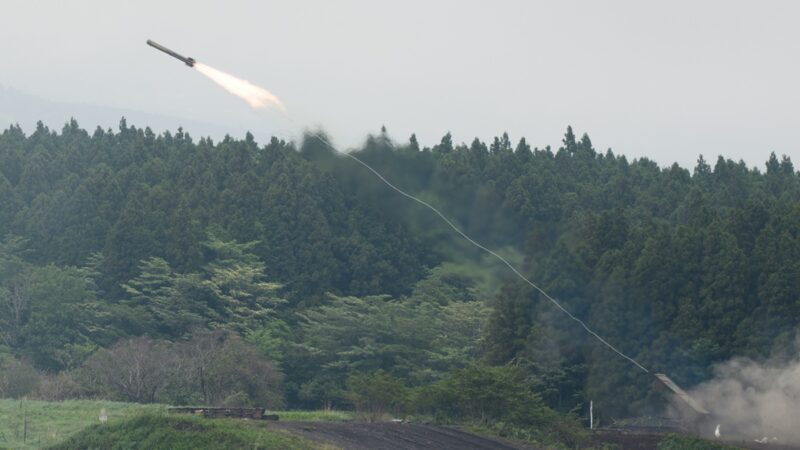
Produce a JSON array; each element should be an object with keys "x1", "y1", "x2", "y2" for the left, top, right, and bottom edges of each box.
[
  {"x1": 2, "y1": 119, "x2": 800, "y2": 425},
  {"x1": 0, "y1": 120, "x2": 430, "y2": 304}
]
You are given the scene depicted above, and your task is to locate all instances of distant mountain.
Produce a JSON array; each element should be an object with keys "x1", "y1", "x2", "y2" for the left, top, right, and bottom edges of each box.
[{"x1": 0, "y1": 85, "x2": 251, "y2": 139}]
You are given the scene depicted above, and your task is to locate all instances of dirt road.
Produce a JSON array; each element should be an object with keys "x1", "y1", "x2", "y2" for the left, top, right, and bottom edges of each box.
[{"x1": 270, "y1": 421, "x2": 534, "y2": 450}]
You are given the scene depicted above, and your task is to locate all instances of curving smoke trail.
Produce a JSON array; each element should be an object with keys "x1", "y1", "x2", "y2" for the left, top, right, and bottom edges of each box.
[
  {"x1": 189, "y1": 56, "x2": 653, "y2": 376},
  {"x1": 194, "y1": 63, "x2": 285, "y2": 111}
]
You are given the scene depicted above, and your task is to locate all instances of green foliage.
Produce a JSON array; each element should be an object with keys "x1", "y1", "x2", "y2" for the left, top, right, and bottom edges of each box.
[
  {"x1": 1, "y1": 122, "x2": 428, "y2": 304},
  {"x1": 200, "y1": 233, "x2": 285, "y2": 333},
  {"x1": 119, "y1": 233, "x2": 285, "y2": 338},
  {"x1": 413, "y1": 364, "x2": 548, "y2": 423},
  {"x1": 0, "y1": 262, "x2": 109, "y2": 371},
  {"x1": 290, "y1": 271, "x2": 489, "y2": 408},
  {"x1": 344, "y1": 371, "x2": 408, "y2": 421},
  {"x1": 411, "y1": 363, "x2": 587, "y2": 448},
  {"x1": 3, "y1": 120, "x2": 800, "y2": 422},
  {"x1": 121, "y1": 257, "x2": 206, "y2": 337},
  {"x1": 246, "y1": 319, "x2": 291, "y2": 365},
  {"x1": 47, "y1": 413, "x2": 318, "y2": 450},
  {"x1": 0, "y1": 354, "x2": 40, "y2": 398}
]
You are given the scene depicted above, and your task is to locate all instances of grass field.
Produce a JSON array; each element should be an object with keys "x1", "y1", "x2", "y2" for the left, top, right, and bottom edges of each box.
[
  {"x1": 0, "y1": 399, "x2": 165, "y2": 449},
  {"x1": 0, "y1": 399, "x2": 350, "y2": 449},
  {"x1": 656, "y1": 434, "x2": 745, "y2": 450},
  {"x1": 277, "y1": 410, "x2": 355, "y2": 422}
]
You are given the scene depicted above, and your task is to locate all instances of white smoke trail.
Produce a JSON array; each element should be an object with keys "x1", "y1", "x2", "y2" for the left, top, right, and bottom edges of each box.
[
  {"x1": 688, "y1": 355, "x2": 800, "y2": 444},
  {"x1": 194, "y1": 63, "x2": 285, "y2": 111},
  {"x1": 191, "y1": 60, "x2": 650, "y2": 375},
  {"x1": 307, "y1": 132, "x2": 651, "y2": 374}
]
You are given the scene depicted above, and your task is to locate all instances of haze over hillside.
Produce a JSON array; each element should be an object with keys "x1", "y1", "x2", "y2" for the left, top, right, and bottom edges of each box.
[{"x1": 0, "y1": 85, "x2": 278, "y2": 142}]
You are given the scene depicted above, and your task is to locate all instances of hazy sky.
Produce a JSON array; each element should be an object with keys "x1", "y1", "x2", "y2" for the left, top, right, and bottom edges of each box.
[{"x1": 1, "y1": 0, "x2": 798, "y2": 168}]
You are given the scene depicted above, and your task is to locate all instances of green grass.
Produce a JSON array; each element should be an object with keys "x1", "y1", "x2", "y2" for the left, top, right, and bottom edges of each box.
[
  {"x1": 0, "y1": 399, "x2": 165, "y2": 449},
  {"x1": 656, "y1": 434, "x2": 745, "y2": 450},
  {"x1": 45, "y1": 413, "x2": 322, "y2": 450},
  {"x1": 276, "y1": 410, "x2": 355, "y2": 422},
  {"x1": 0, "y1": 399, "x2": 353, "y2": 449}
]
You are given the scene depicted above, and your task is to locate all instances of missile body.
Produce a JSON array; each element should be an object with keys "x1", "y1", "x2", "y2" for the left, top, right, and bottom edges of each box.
[{"x1": 146, "y1": 40, "x2": 195, "y2": 67}]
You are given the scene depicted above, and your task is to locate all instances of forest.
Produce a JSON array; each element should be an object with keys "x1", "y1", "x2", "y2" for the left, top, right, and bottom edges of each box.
[{"x1": 1, "y1": 118, "x2": 799, "y2": 431}]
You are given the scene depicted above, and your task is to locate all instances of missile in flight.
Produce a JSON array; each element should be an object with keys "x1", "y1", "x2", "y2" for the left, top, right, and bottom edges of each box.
[
  {"x1": 146, "y1": 39, "x2": 195, "y2": 67},
  {"x1": 145, "y1": 38, "x2": 285, "y2": 110}
]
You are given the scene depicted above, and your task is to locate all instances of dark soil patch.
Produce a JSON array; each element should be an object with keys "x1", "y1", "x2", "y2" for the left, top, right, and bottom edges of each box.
[
  {"x1": 591, "y1": 429, "x2": 664, "y2": 449},
  {"x1": 270, "y1": 421, "x2": 535, "y2": 450}
]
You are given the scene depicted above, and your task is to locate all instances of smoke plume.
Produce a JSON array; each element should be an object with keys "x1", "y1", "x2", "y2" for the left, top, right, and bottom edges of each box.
[
  {"x1": 194, "y1": 63, "x2": 285, "y2": 111},
  {"x1": 688, "y1": 355, "x2": 800, "y2": 444}
]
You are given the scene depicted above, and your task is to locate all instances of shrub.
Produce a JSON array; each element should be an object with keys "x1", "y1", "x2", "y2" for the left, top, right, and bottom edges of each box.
[
  {"x1": 174, "y1": 329, "x2": 284, "y2": 408},
  {"x1": 76, "y1": 330, "x2": 285, "y2": 407},
  {"x1": 78, "y1": 336, "x2": 172, "y2": 403},
  {"x1": 35, "y1": 371, "x2": 83, "y2": 401},
  {"x1": 410, "y1": 363, "x2": 586, "y2": 447},
  {"x1": 344, "y1": 370, "x2": 407, "y2": 421},
  {"x1": 0, "y1": 355, "x2": 40, "y2": 398}
]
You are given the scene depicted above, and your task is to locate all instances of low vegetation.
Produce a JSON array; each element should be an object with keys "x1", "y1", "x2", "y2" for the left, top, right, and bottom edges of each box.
[
  {"x1": 414, "y1": 364, "x2": 587, "y2": 448},
  {"x1": 656, "y1": 434, "x2": 744, "y2": 450},
  {"x1": 0, "y1": 399, "x2": 164, "y2": 449},
  {"x1": 0, "y1": 399, "x2": 355, "y2": 449},
  {"x1": 277, "y1": 410, "x2": 355, "y2": 422}
]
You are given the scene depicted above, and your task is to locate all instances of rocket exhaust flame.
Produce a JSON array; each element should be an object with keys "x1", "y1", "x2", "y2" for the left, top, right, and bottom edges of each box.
[
  {"x1": 146, "y1": 40, "x2": 284, "y2": 111},
  {"x1": 194, "y1": 63, "x2": 285, "y2": 111}
]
